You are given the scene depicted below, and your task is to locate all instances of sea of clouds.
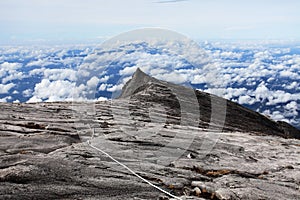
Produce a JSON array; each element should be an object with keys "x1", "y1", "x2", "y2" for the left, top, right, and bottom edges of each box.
[{"x1": 0, "y1": 40, "x2": 299, "y2": 128}]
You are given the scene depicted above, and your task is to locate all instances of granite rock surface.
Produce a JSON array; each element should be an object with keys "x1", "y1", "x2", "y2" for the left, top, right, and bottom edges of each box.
[{"x1": 0, "y1": 69, "x2": 299, "y2": 200}]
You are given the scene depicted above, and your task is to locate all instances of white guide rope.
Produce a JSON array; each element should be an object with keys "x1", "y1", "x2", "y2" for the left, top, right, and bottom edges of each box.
[{"x1": 86, "y1": 128, "x2": 182, "y2": 200}]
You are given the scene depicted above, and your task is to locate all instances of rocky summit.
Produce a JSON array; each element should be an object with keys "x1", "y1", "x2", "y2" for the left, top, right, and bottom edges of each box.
[{"x1": 0, "y1": 68, "x2": 299, "y2": 200}]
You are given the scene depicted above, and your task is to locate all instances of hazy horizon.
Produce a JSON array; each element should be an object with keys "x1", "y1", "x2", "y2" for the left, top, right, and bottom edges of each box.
[{"x1": 1, "y1": 0, "x2": 300, "y2": 45}]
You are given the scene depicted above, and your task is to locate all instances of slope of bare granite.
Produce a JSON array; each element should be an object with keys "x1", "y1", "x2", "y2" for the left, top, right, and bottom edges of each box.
[
  {"x1": 122, "y1": 68, "x2": 300, "y2": 139},
  {"x1": 0, "y1": 69, "x2": 299, "y2": 200}
]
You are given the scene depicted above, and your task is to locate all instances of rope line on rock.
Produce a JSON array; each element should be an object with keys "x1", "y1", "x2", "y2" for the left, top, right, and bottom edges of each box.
[{"x1": 87, "y1": 128, "x2": 182, "y2": 200}]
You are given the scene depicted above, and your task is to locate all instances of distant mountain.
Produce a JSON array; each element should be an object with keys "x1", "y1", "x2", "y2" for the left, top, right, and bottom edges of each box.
[{"x1": 120, "y1": 68, "x2": 300, "y2": 139}]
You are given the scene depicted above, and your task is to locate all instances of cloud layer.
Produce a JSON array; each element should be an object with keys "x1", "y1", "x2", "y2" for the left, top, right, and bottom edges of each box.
[{"x1": 0, "y1": 40, "x2": 299, "y2": 128}]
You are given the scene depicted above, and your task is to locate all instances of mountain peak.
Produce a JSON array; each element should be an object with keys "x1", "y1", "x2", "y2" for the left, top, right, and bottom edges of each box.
[
  {"x1": 134, "y1": 67, "x2": 145, "y2": 76},
  {"x1": 118, "y1": 68, "x2": 300, "y2": 139},
  {"x1": 119, "y1": 68, "x2": 156, "y2": 98}
]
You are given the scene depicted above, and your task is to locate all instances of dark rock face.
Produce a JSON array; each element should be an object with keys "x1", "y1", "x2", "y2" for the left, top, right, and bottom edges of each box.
[
  {"x1": 119, "y1": 68, "x2": 156, "y2": 99},
  {"x1": 121, "y1": 68, "x2": 300, "y2": 139},
  {"x1": 0, "y1": 69, "x2": 300, "y2": 200}
]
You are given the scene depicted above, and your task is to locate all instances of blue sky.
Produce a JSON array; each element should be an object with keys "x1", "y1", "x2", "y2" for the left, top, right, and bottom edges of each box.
[{"x1": 1, "y1": 0, "x2": 300, "y2": 44}]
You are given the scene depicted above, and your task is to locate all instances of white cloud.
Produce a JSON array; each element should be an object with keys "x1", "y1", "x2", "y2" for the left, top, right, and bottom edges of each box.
[
  {"x1": 44, "y1": 68, "x2": 77, "y2": 81},
  {"x1": 2, "y1": 71, "x2": 25, "y2": 83},
  {"x1": 267, "y1": 90, "x2": 290, "y2": 105},
  {"x1": 99, "y1": 75, "x2": 109, "y2": 83},
  {"x1": 284, "y1": 101, "x2": 298, "y2": 117},
  {"x1": 13, "y1": 99, "x2": 20, "y2": 103},
  {"x1": 29, "y1": 79, "x2": 76, "y2": 102},
  {"x1": 97, "y1": 97, "x2": 108, "y2": 101},
  {"x1": 0, "y1": 83, "x2": 15, "y2": 94},
  {"x1": 22, "y1": 89, "x2": 33, "y2": 98},
  {"x1": 107, "y1": 84, "x2": 124, "y2": 92},
  {"x1": 29, "y1": 68, "x2": 77, "y2": 81},
  {"x1": 0, "y1": 62, "x2": 24, "y2": 83},
  {"x1": 29, "y1": 68, "x2": 45, "y2": 76},
  {"x1": 285, "y1": 81, "x2": 299, "y2": 90},
  {"x1": 220, "y1": 51, "x2": 243, "y2": 60},
  {"x1": 99, "y1": 83, "x2": 109, "y2": 91},
  {"x1": 223, "y1": 87, "x2": 248, "y2": 99},
  {"x1": 121, "y1": 76, "x2": 132, "y2": 84},
  {"x1": 191, "y1": 74, "x2": 207, "y2": 84},
  {"x1": 254, "y1": 83, "x2": 270, "y2": 101},
  {"x1": 154, "y1": 71, "x2": 189, "y2": 84},
  {"x1": 0, "y1": 96, "x2": 12, "y2": 103},
  {"x1": 26, "y1": 59, "x2": 58, "y2": 67},
  {"x1": 285, "y1": 101, "x2": 298, "y2": 110},
  {"x1": 27, "y1": 96, "x2": 42, "y2": 103},
  {"x1": 279, "y1": 70, "x2": 299, "y2": 79},
  {"x1": 254, "y1": 51, "x2": 273, "y2": 60},
  {"x1": 149, "y1": 68, "x2": 168, "y2": 76},
  {"x1": 0, "y1": 62, "x2": 22, "y2": 71},
  {"x1": 238, "y1": 95, "x2": 256, "y2": 105},
  {"x1": 270, "y1": 111, "x2": 288, "y2": 122},
  {"x1": 204, "y1": 88, "x2": 227, "y2": 97},
  {"x1": 86, "y1": 76, "x2": 99, "y2": 88},
  {"x1": 119, "y1": 66, "x2": 138, "y2": 76},
  {"x1": 270, "y1": 64, "x2": 285, "y2": 70}
]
